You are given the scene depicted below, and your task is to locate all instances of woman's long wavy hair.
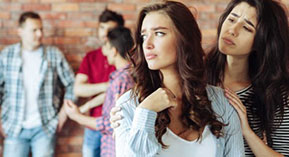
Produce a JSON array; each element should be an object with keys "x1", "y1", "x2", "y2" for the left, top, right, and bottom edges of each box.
[
  {"x1": 129, "y1": 1, "x2": 226, "y2": 148},
  {"x1": 205, "y1": 0, "x2": 289, "y2": 146}
]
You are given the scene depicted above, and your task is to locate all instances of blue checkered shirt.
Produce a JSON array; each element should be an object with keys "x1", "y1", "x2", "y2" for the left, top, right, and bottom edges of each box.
[{"x1": 0, "y1": 43, "x2": 75, "y2": 137}]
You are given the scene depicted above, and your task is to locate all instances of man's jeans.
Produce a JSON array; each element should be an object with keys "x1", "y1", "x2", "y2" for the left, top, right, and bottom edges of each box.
[
  {"x1": 3, "y1": 126, "x2": 56, "y2": 157},
  {"x1": 82, "y1": 128, "x2": 102, "y2": 157}
]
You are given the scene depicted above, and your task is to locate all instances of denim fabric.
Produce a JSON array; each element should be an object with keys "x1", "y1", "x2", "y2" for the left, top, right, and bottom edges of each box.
[
  {"x1": 3, "y1": 126, "x2": 56, "y2": 157},
  {"x1": 82, "y1": 128, "x2": 102, "y2": 157}
]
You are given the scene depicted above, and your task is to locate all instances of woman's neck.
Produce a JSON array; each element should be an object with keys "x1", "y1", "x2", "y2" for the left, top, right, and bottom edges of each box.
[
  {"x1": 161, "y1": 68, "x2": 201, "y2": 141},
  {"x1": 224, "y1": 55, "x2": 251, "y2": 91},
  {"x1": 161, "y1": 68, "x2": 182, "y2": 99}
]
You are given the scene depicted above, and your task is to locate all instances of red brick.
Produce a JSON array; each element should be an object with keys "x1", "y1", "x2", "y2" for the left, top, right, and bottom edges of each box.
[
  {"x1": 79, "y1": 3, "x2": 105, "y2": 12},
  {"x1": 0, "y1": 37, "x2": 20, "y2": 44},
  {"x1": 14, "y1": 0, "x2": 39, "y2": 2},
  {"x1": 124, "y1": 0, "x2": 150, "y2": 3},
  {"x1": 195, "y1": 4, "x2": 215, "y2": 13},
  {"x1": 22, "y1": 4, "x2": 51, "y2": 11},
  {"x1": 201, "y1": 29, "x2": 217, "y2": 38},
  {"x1": 43, "y1": 28, "x2": 56, "y2": 37},
  {"x1": 55, "y1": 145, "x2": 69, "y2": 153},
  {"x1": 84, "y1": 21, "x2": 98, "y2": 28},
  {"x1": 68, "y1": 0, "x2": 96, "y2": 2},
  {"x1": 7, "y1": 28, "x2": 18, "y2": 35},
  {"x1": 125, "y1": 21, "x2": 137, "y2": 30},
  {"x1": 57, "y1": 136, "x2": 83, "y2": 145},
  {"x1": 0, "y1": 30, "x2": 6, "y2": 37},
  {"x1": 123, "y1": 13, "x2": 138, "y2": 20},
  {"x1": 42, "y1": 37, "x2": 53, "y2": 44},
  {"x1": 65, "y1": 28, "x2": 92, "y2": 37},
  {"x1": 65, "y1": 54, "x2": 83, "y2": 64},
  {"x1": 67, "y1": 145, "x2": 82, "y2": 152},
  {"x1": 52, "y1": 3, "x2": 79, "y2": 12},
  {"x1": 136, "y1": 3, "x2": 148, "y2": 11},
  {"x1": 42, "y1": 21, "x2": 55, "y2": 28},
  {"x1": 0, "y1": 3, "x2": 21, "y2": 11},
  {"x1": 0, "y1": 1, "x2": 287, "y2": 157},
  {"x1": 54, "y1": 37, "x2": 81, "y2": 45},
  {"x1": 2, "y1": 21, "x2": 18, "y2": 28},
  {"x1": 63, "y1": 45, "x2": 88, "y2": 54},
  {"x1": 41, "y1": 0, "x2": 66, "y2": 2},
  {"x1": 0, "y1": 12, "x2": 10, "y2": 19},
  {"x1": 67, "y1": 12, "x2": 93, "y2": 20},
  {"x1": 41, "y1": 13, "x2": 67, "y2": 20},
  {"x1": 108, "y1": 3, "x2": 136, "y2": 11},
  {"x1": 216, "y1": 4, "x2": 227, "y2": 12},
  {"x1": 57, "y1": 20, "x2": 85, "y2": 28},
  {"x1": 56, "y1": 153, "x2": 82, "y2": 157}
]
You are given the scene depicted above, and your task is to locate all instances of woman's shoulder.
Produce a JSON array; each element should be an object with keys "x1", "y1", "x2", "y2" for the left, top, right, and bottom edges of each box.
[
  {"x1": 206, "y1": 85, "x2": 236, "y2": 119},
  {"x1": 205, "y1": 85, "x2": 225, "y2": 103},
  {"x1": 116, "y1": 89, "x2": 138, "y2": 112}
]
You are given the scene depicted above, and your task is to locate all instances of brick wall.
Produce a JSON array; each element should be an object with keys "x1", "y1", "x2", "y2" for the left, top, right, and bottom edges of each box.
[{"x1": 0, "y1": 0, "x2": 288, "y2": 156}]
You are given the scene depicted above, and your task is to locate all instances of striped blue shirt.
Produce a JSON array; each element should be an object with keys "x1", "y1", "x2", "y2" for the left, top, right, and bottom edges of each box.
[
  {"x1": 115, "y1": 85, "x2": 245, "y2": 157},
  {"x1": 0, "y1": 43, "x2": 75, "y2": 137}
]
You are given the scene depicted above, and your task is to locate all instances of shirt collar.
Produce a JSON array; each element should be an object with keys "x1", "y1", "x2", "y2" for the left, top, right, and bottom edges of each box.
[{"x1": 110, "y1": 64, "x2": 131, "y2": 80}]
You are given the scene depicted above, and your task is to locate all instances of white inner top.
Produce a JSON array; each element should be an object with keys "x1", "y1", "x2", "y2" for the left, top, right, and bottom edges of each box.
[
  {"x1": 22, "y1": 48, "x2": 42, "y2": 129},
  {"x1": 157, "y1": 125, "x2": 217, "y2": 157}
]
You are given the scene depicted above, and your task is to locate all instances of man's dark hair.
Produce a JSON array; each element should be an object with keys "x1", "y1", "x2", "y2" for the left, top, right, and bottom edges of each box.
[
  {"x1": 99, "y1": 9, "x2": 124, "y2": 26},
  {"x1": 107, "y1": 26, "x2": 134, "y2": 60},
  {"x1": 19, "y1": 11, "x2": 41, "y2": 27}
]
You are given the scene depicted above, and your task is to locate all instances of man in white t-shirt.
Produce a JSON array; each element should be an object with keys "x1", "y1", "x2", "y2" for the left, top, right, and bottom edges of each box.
[{"x1": 0, "y1": 11, "x2": 75, "y2": 157}]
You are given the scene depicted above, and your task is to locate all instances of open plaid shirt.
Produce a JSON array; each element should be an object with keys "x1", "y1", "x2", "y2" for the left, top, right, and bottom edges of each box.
[
  {"x1": 95, "y1": 64, "x2": 134, "y2": 157},
  {"x1": 0, "y1": 43, "x2": 75, "y2": 137}
]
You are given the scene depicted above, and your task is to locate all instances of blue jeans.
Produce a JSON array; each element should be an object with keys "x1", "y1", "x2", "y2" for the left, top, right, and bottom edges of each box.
[
  {"x1": 3, "y1": 126, "x2": 56, "y2": 157},
  {"x1": 82, "y1": 128, "x2": 102, "y2": 157}
]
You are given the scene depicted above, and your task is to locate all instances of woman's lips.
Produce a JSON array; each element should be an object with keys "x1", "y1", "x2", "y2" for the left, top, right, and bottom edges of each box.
[
  {"x1": 222, "y1": 37, "x2": 235, "y2": 45},
  {"x1": 145, "y1": 53, "x2": 157, "y2": 60}
]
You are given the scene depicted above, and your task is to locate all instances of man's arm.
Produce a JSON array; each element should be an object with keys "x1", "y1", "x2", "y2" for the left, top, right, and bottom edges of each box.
[
  {"x1": 79, "y1": 92, "x2": 106, "y2": 113},
  {"x1": 74, "y1": 73, "x2": 108, "y2": 98},
  {"x1": 64, "y1": 100, "x2": 98, "y2": 130},
  {"x1": 54, "y1": 48, "x2": 76, "y2": 132}
]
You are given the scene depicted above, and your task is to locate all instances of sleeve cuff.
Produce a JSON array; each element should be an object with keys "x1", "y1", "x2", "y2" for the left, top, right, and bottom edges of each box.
[
  {"x1": 64, "y1": 94, "x2": 77, "y2": 102},
  {"x1": 132, "y1": 107, "x2": 157, "y2": 133}
]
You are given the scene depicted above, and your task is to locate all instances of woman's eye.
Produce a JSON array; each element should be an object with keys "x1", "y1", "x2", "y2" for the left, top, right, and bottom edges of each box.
[
  {"x1": 155, "y1": 32, "x2": 165, "y2": 37},
  {"x1": 141, "y1": 34, "x2": 147, "y2": 40},
  {"x1": 243, "y1": 26, "x2": 253, "y2": 32},
  {"x1": 228, "y1": 18, "x2": 235, "y2": 23}
]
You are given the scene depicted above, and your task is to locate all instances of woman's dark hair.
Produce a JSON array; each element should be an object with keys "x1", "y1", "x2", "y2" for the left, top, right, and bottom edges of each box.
[
  {"x1": 99, "y1": 9, "x2": 124, "y2": 26},
  {"x1": 130, "y1": 1, "x2": 226, "y2": 147},
  {"x1": 107, "y1": 26, "x2": 134, "y2": 60},
  {"x1": 205, "y1": 0, "x2": 289, "y2": 146}
]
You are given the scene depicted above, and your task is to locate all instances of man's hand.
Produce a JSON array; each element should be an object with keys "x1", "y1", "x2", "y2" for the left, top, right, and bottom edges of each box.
[
  {"x1": 64, "y1": 100, "x2": 82, "y2": 121},
  {"x1": 57, "y1": 100, "x2": 69, "y2": 133},
  {"x1": 0, "y1": 121, "x2": 6, "y2": 138}
]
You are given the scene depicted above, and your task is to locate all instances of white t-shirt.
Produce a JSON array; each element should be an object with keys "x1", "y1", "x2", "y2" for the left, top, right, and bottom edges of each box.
[
  {"x1": 157, "y1": 126, "x2": 216, "y2": 157},
  {"x1": 22, "y1": 48, "x2": 42, "y2": 128}
]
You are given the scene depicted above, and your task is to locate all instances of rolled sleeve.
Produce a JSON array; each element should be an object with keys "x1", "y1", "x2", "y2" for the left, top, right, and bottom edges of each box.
[
  {"x1": 132, "y1": 107, "x2": 157, "y2": 133},
  {"x1": 115, "y1": 91, "x2": 161, "y2": 157},
  {"x1": 55, "y1": 49, "x2": 76, "y2": 102}
]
